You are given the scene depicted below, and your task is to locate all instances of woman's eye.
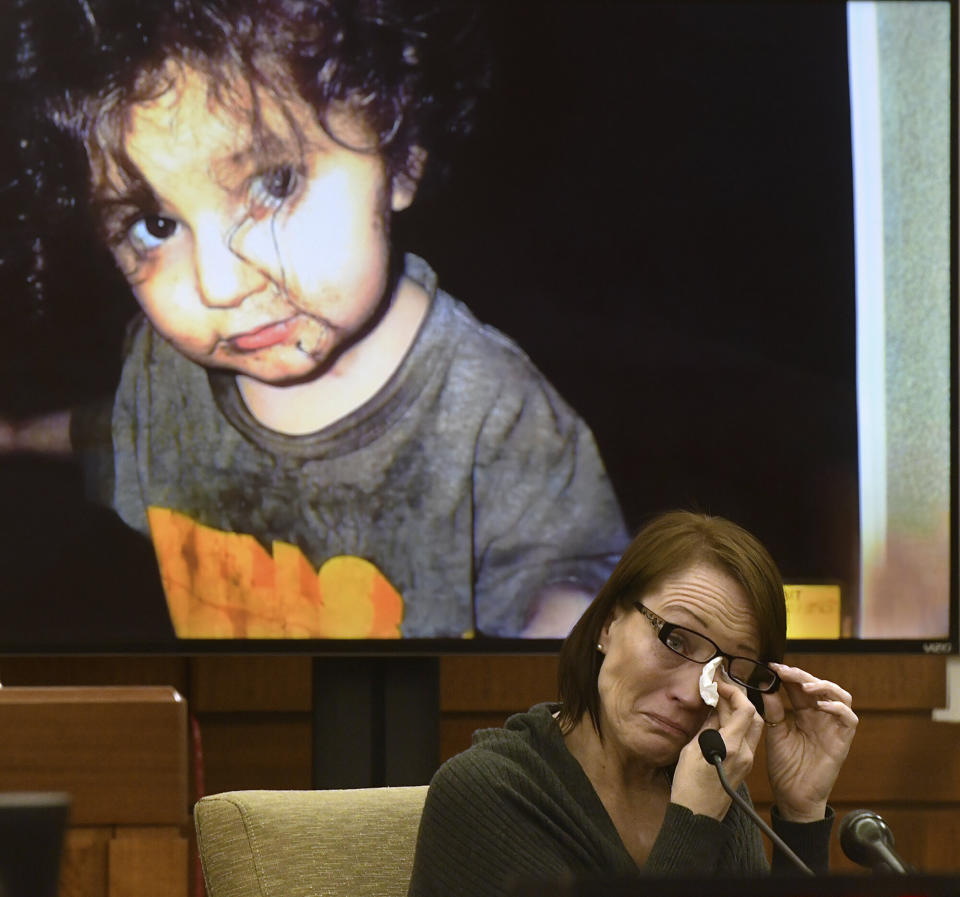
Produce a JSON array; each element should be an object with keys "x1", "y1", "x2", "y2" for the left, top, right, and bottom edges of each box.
[
  {"x1": 128, "y1": 215, "x2": 178, "y2": 250},
  {"x1": 664, "y1": 632, "x2": 687, "y2": 652}
]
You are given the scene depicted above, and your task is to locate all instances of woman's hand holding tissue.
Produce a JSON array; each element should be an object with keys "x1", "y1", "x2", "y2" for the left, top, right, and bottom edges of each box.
[{"x1": 672, "y1": 674, "x2": 764, "y2": 821}]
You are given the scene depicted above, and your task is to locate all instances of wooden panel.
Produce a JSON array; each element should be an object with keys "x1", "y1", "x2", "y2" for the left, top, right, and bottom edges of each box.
[
  {"x1": 197, "y1": 713, "x2": 312, "y2": 794},
  {"x1": 0, "y1": 686, "x2": 188, "y2": 825},
  {"x1": 60, "y1": 827, "x2": 111, "y2": 897},
  {"x1": 783, "y1": 654, "x2": 946, "y2": 710},
  {"x1": 440, "y1": 655, "x2": 559, "y2": 711},
  {"x1": 0, "y1": 657, "x2": 189, "y2": 693},
  {"x1": 440, "y1": 653, "x2": 947, "y2": 713},
  {"x1": 440, "y1": 713, "x2": 510, "y2": 762},
  {"x1": 190, "y1": 656, "x2": 313, "y2": 712},
  {"x1": 111, "y1": 825, "x2": 184, "y2": 840},
  {"x1": 746, "y1": 712, "x2": 960, "y2": 804},
  {"x1": 108, "y1": 830, "x2": 188, "y2": 897}
]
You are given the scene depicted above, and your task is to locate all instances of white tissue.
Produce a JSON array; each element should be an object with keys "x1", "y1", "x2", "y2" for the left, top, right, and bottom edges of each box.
[{"x1": 699, "y1": 656, "x2": 723, "y2": 707}]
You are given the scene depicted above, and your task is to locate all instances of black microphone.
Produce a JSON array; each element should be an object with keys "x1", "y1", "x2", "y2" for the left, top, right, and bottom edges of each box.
[
  {"x1": 698, "y1": 729, "x2": 727, "y2": 764},
  {"x1": 839, "y1": 809, "x2": 911, "y2": 874},
  {"x1": 697, "y1": 729, "x2": 814, "y2": 876}
]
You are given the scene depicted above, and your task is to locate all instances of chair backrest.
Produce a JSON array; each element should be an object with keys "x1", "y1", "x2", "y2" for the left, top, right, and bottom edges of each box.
[{"x1": 194, "y1": 787, "x2": 428, "y2": 897}]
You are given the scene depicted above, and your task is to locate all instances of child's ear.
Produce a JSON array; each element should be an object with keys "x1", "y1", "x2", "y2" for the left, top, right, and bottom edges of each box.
[{"x1": 391, "y1": 146, "x2": 427, "y2": 211}]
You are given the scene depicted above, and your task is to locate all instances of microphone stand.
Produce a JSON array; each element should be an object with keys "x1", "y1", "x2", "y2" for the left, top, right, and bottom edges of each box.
[{"x1": 699, "y1": 730, "x2": 814, "y2": 876}]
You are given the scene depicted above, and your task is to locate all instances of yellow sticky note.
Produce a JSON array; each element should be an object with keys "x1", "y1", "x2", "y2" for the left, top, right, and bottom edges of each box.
[{"x1": 784, "y1": 583, "x2": 842, "y2": 639}]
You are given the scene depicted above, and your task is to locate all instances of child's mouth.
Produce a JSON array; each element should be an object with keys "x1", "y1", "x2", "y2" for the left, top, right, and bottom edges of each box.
[{"x1": 228, "y1": 318, "x2": 297, "y2": 352}]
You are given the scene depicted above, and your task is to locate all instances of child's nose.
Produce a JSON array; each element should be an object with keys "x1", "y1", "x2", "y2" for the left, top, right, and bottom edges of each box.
[{"x1": 193, "y1": 220, "x2": 269, "y2": 308}]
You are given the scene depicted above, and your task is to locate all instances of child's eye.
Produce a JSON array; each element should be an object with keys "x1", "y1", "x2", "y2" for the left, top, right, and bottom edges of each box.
[
  {"x1": 128, "y1": 215, "x2": 179, "y2": 251},
  {"x1": 251, "y1": 164, "x2": 301, "y2": 208}
]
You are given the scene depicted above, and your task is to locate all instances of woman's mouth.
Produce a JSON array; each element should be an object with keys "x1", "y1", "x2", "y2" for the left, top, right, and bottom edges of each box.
[{"x1": 644, "y1": 713, "x2": 692, "y2": 740}]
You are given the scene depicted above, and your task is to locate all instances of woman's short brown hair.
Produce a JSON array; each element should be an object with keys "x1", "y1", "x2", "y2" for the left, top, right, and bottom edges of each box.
[{"x1": 557, "y1": 510, "x2": 786, "y2": 736}]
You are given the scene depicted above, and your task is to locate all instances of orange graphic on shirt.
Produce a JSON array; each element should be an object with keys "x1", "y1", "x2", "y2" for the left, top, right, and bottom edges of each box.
[{"x1": 147, "y1": 507, "x2": 404, "y2": 639}]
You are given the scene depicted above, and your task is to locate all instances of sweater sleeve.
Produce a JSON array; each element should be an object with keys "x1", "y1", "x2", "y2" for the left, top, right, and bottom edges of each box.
[
  {"x1": 771, "y1": 805, "x2": 835, "y2": 874},
  {"x1": 644, "y1": 803, "x2": 733, "y2": 874},
  {"x1": 645, "y1": 783, "x2": 771, "y2": 876},
  {"x1": 648, "y1": 794, "x2": 834, "y2": 877}
]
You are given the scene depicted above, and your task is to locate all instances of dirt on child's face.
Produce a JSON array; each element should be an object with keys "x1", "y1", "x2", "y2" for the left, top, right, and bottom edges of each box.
[{"x1": 104, "y1": 65, "x2": 415, "y2": 383}]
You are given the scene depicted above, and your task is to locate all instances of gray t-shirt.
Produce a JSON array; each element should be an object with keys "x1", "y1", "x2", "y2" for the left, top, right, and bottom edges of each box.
[{"x1": 109, "y1": 256, "x2": 628, "y2": 638}]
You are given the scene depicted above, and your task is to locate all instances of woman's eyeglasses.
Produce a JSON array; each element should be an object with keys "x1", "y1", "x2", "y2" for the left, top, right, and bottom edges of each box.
[{"x1": 634, "y1": 602, "x2": 781, "y2": 694}]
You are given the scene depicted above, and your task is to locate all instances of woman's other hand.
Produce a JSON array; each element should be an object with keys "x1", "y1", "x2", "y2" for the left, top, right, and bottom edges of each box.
[{"x1": 762, "y1": 662, "x2": 858, "y2": 822}]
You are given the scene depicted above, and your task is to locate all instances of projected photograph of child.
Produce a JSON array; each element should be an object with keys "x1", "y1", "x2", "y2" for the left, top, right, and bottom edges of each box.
[
  {"x1": 1, "y1": 0, "x2": 632, "y2": 643},
  {"x1": 0, "y1": 0, "x2": 951, "y2": 646}
]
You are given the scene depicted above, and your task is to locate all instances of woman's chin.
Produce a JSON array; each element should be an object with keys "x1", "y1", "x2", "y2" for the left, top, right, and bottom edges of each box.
[{"x1": 613, "y1": 717, "x2": 689, "y2": 766}]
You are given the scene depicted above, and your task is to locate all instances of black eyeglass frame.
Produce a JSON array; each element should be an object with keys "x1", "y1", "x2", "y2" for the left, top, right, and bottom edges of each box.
[{"x1": 633, "y1": 602, "x2": 781, "y2": 694}]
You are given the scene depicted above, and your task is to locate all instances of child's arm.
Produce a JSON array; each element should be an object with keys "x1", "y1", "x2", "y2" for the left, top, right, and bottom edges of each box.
[
  {"x1": 519, "y1": 584, "x2": 593, "y2": 639},
  {"x1": 469, "y1": 365, "x2": 629, "y2": 639},
  {"x1": 0, "y1": 410, "x2": 73, "y2": 456}
]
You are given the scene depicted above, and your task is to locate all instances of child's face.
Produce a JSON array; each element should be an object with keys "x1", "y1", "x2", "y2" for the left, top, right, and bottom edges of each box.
[{"x1": 104, "y1": 66, "x2": 416, "y2": 383}]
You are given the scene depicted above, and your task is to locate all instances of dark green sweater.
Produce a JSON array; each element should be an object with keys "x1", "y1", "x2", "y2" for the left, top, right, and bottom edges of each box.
[{"x1": 407, "y1": 703, "x2": 832, "y2": 896}]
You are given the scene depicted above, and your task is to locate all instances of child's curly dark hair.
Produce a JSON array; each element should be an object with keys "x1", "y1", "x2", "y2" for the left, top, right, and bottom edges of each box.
[{"x1": 2, "y1": 0, "x2": 488, "y2": 329}]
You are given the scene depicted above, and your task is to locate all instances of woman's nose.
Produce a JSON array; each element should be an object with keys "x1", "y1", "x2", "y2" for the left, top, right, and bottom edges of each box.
[
  {"x1": 193, "y1": 218, "x2": 270, "y2": 308},
  {"x1": 670, "y1": 661, "x2": 707, "y2": 707}
]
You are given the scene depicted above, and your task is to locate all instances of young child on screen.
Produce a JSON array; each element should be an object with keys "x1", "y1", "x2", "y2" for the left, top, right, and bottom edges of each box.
[{"x1": 3, "y1": 0, "x2": 627, "y2": 640}]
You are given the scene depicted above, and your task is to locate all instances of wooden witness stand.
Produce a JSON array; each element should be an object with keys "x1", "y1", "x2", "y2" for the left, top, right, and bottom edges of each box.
[{"x1": 0, "y1": 686, "x2": 189, "y2": 897}]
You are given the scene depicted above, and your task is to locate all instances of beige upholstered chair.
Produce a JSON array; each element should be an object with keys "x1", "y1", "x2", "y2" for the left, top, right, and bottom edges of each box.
[{"x1": 194, "y1": 786, "x2": 428, "y2": 897}]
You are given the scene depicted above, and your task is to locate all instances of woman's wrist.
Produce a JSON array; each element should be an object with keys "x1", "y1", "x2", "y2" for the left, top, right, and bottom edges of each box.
[
  {"x1": 772, "y1": 800, "x2": 828, "y2": 824},
  {"x1": 670, "y1": 782, "x2": 732, "y2": 821}
]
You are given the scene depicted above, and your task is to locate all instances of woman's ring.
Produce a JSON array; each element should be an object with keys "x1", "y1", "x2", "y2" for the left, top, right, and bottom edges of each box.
[{"x1": 765, "y1": 719, "x2": 783, "y2": 728}]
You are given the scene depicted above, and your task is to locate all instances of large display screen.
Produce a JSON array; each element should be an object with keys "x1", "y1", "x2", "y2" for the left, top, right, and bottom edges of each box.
[{"x1": 0, "y1": 0, "x2": 953, "y2": 651}]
